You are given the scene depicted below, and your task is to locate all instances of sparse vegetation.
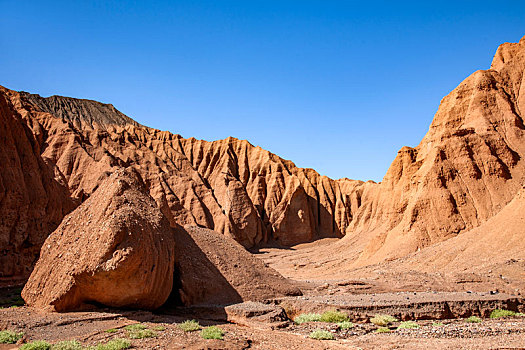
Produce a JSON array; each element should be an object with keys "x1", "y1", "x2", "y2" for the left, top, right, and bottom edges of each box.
[
  {"x1": 490, "y1": 309, "x2": 518, "y2": 319},
  {"x1": 152, "y1": 325, "x2": 166, "y2": 331},
  {"x1": 336, "y1": 321, "x2": 354, "y2": 330},
  {"x1": 178, "y1": 320, "x2": 200, "y2": 332},
  {"x1": 295, "y1": 310, "x2": 350, "y2": 324},
  {"x1": 397, "y1": 321, "x2": 419, "y2": 329},
  {"x1": 465, "y1": 316, "x2": 482, "y2": 323},
  {"x1": 127, "y1": 329, "x2": 156, "y2": 339},
  {"x1": 319, "y1": 310, "x2": 350, "y2": 323},
  {"x1": 432, "y1": 322, "x2": 445, "y2": 327},
  {"x1": 89, "y1": 339, "x2": 131, "y2": 350},
  {"x1": 294, "y1": 313, "x2": 322, "y2": 324},
  {"x1": 124, "y1": 323, "x2": 147, "y2": 331},
  {"x1": 104, "y1": 329, "x2": 117, "y2": 333},
  {"x1": 309, "y1": 329, "x2": 335, "y2": 340},
  {"x1": 51, "y1": 340, "x2": 82, "y2": 350},
  {"x1": 370, "y1": 314, "x2": 398, "y2": 326},
  {"x1": 200, "y1": 326, "x2": 224, "y2": 340},
  {"x1": 375, "y1": 327, "x2": 391, "y2": 333},
  {"x1": 19, "y1": 340, "x2": 51, "y2": 350},
  {"x1": 124, "y1": 323, "x2": 156, "y2": 339},
  {"x1": 0, "y1": 330, "x2": 23, "y2": 344}
]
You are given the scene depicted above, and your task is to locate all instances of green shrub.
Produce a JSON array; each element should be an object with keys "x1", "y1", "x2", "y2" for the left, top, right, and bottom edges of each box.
[
  {"x1": 124, "y1": 323, "x2": 147, "y2": 331},
  {"x1": 178, "y1": 320, "x2": 200, "y2": 332},
  {"x1": 90, "y1": 339, "x2": 131, "y2": 350},
  {"x1": 200, "y1": 326, "x2": 224, "y2": 340},
  {"x1": 51, "y1": 340, "x2": 82, "y2": 350},
  {"x1": 309, "y1": 330, "x2": 334, "y2": 340},
  {"x1": 397, "y1": 321, "x2": 419, "y2": 329},
  {"x1": 465, "y1": 316, "x2": 482, "y2": 323},
  {"x1": 490, "y1": 309, "x2": 517, "y2": 319},
  {"x1": 432, "y1": 322, "x2": 444, "y2": 327},
  {"x1": 19, "y1": 341, "x2": 51, "y2": 350},
  {"x1": 319, "y1": 310, "x2": 349, "y2": 323},
  {"x1": 370, "y1": 314, "x2": 398, "y2": 326},
  {"x1": 127, "y1": 329, "x2": 156, "y2": 339},
  {"x1": 336, "y1": 321, "x2": 354, "y2": 330},
  {"x1": 294, "y1": 313, "x2": 322, "y2": 324},
  {"x1": 152, "y1": 325, "x2": 166, "y2": 331},
  {"x1": 0, "y1": 330, "x2": 23, "y2": 344},
  {"x1": 104, "y1": 329, "x2": 117, "y2": 333},
  {"x1": 375, "y1": 327, "x2": 391, "y2": 333}
]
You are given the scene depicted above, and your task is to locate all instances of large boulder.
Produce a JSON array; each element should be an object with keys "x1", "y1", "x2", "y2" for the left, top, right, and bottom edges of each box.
[{"x1": 21, "y1": 169, "x2": 175, "y2": 311}]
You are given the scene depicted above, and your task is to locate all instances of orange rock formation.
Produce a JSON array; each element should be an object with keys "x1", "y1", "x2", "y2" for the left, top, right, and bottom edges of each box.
[{"x1": 1, "y1": 35, "x2": 524, "y2": 289}]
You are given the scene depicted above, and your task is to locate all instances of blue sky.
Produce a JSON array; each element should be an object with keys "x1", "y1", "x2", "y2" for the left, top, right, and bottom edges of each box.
[{"x1": 1, "y1": 1, "x2": 524, "y2": 181}]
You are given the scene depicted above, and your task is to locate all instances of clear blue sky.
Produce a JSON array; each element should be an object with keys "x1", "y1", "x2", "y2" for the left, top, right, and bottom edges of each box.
[{"x1": 1, "y1": 1, "x2": 524, "y2": 181}]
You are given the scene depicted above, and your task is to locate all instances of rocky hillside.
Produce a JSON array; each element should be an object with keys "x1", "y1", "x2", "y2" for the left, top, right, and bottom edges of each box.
[
  {"x1": 345, "y1": 36, "x2": 525, "y2": 265},
  {"x1": 1, "y1": 36, "x2": 524, "y2": 282}
]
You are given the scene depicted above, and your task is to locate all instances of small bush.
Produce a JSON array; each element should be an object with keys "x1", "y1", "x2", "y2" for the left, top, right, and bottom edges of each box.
[
  {"x1": 128, "y1": 329, "x2": 156, "y2": 339},
  {"x1": 465, "y1": 316, "x2": 482, "y2": 323},
  {"x1": 294, "y1": 313, "x2": 322, "y2": 324},
  {"x1": 319, "y1": 310, "x2": 349, "y2": 323},
  {"x1": 51, "y1": 340, "x2": 82, "y2": 350},
  {"x1": 104, "y1": 329, "x2": 117, "y2": 333},
  {"x1": 397, "y1": 321, "x2": 419, "y2": 329},
  {"x1": 178, "y1": 320, "x2": 200, "y2": 332},
  {"x1": 309, "y1": 330, "x2": 334, "y2": 340},
  {"x1": 0, "y1": 330, "x2": 23, "y2": 344},
  {"x1": 200, "y1": 326, "x2": 224, "y2": 340},
  {"x1": 152, "y1": 325, "x2": 166, "y2": 331},
  {"x1": 20, "y1": 341, "x2": 51, "y2": 350},
  {"x1": 124, "y1": 324, "x2": 147, "y2": 331},
  {"x1": 91, "y1": 339, "x2": 131, "y2": 350},
  {"x1": 370, "y1": 314, "x2": 398, "y2": 326},
  {"x1": 490, "y1": 309, "x2": 517, "y2": 319},
  {"x1": 336, "y1": 321, "x2": 354, "y2": 330},
  {"x1": 375, "y1": 327, "x2": 391, "y2": 333}
]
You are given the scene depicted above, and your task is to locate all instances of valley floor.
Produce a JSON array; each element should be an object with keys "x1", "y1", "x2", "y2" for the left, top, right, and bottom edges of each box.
[
  {"x1": 2, "y1": 238, "x2": 525, "y2": 349},
  {"x1": 1, "y1": 305, "x2": 525, "y2": 349}
]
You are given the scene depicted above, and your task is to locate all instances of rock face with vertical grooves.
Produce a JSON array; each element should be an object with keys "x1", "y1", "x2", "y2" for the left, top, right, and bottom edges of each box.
[
  {"x1": 2, "y1": 85, "x2": 360, "y2": 261},
  {"x1": 1, "y1": 36, "x2": 525, "y2": 283},
  {"x1": 0, "y1": 89, "x2": 76, "y2": 281}
]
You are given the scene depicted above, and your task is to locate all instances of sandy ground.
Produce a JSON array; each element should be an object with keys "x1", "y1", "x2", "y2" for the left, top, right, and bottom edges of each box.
[{"x1": 256, "y1": 238, "x2": 525, "y2": 296}]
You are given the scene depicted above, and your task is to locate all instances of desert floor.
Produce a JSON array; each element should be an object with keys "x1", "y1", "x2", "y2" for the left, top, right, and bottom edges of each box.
[{"x1": 1, "y1": 239, "x2": 525, "y2": 350}]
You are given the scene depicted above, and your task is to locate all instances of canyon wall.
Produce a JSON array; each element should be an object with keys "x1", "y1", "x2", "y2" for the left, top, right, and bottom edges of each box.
[{"x1": 1, "y1": 36, "x2": 524, "y2": 281}]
